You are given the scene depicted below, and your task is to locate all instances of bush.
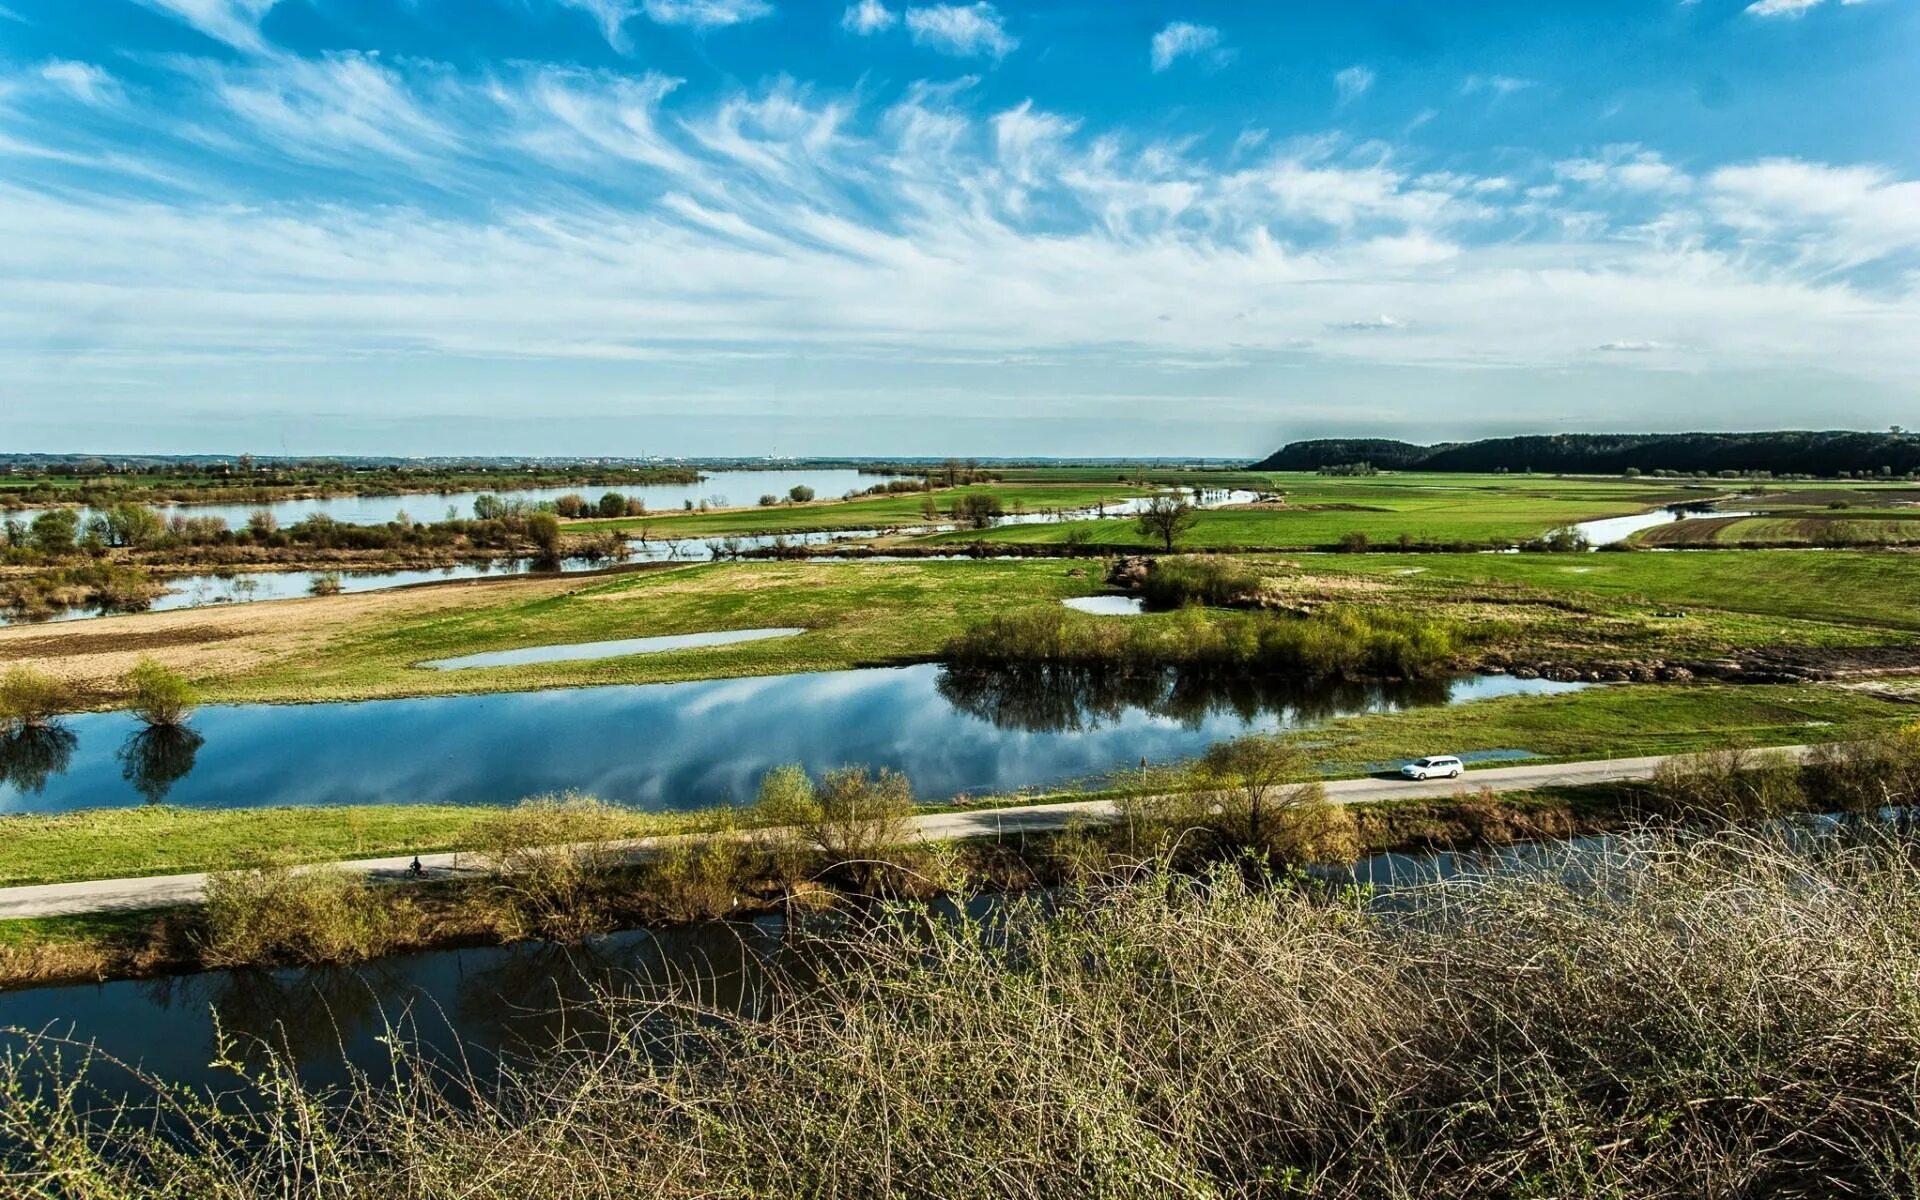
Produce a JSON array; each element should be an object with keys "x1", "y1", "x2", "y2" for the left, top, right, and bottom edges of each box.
[
  {"x1": 200, "y1": 863, "x2": 409, "y2": 967},
  {"x1": 755, "y1": 764, "x2": 915, "y2": 885},
  {"x1": 1121, "y1": 735, "x2": 1358, "y2": 866},
  {"x1": 1338, "y1": 529, "x2": 1371, "y2": 552},
  {"x1": 1138, "y1": 556, "x2": 1263, "y2": 610},
  {"x1": 1649, "y1": 745, "x2": 1805, "y2": 820},
  {"x1": 788, "y1": 485, "x2": 815, "y2": 503},
  {"x1": 26, "y1": 829, "x2": 1920, "y2": 1196},
  {"x1": 123, "y1": 658, "x2": 197, "y2": 728},
  {"x1": 0, "y1": 666, "x2": 70, "y2": 733},
  {"x1": 307, "y1": 571, "x2": 343, "y2": 596},
  {"x1": 947, "y1": 604, "x2": 1470, "y2": 680},
  {"x1": 468, "y1": 793, "x2": 634, "y2": 940},
  {"x1": 1802, "y1": 725, "x2": 1920, "y2": 813}
]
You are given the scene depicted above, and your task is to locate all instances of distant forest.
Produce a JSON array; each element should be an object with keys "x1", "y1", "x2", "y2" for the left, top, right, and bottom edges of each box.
[{"x1": 1251, "y1": 431, "x2": 1920, "y2": 477}]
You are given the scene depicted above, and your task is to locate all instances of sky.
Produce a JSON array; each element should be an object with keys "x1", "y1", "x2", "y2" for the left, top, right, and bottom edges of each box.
[{"x1": 0, "y1": 0, "x2": 1916, "y2": 457}]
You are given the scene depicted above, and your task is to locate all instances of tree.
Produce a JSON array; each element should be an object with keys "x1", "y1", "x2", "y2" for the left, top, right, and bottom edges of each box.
[
  {"x1": 788, "y1": 485, "x2": 816, "y2": 503},
  {"x1": 525, "y1": 511, "x2": 563, "y2": 563},
  {"x1": 247, "y1": 509, "x2": 278, "y2": 536},
  {"x1": 30, "y1": 509, "x2": 79, "y2": 555},
  {"x1": 759, "y1": 494, "x2": 779, "y2": 507},
  {"x1": 1123, "y1": 735, "x2": 1357, "y2": 866},
  {"x1": 93, "y1": 503, "x2": 164, "y2": 548},
  {"x1": 124, "y1": 658, "x2": 198, "y2": 728},
  {"x1": 597, "y1": 492, "x2": 627, "y2": 518},
  {"x1": 1135, "y1": 495, "x2": 1197, "y2": 551},
  {"x1": 117, "y1": 725, "x2": 203, "y2": 804},
  {"x1": 0, "y1": 665, "x2": 71, "y2": 734},
  {"x1": 755, "y1": 764, "x2": 915, "y2": 883},
  {"x1": 952, "y1": 493, "x2": 1004, "y2": 529}
]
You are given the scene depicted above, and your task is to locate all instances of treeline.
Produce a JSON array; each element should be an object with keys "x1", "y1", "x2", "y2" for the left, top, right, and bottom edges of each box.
[
  {"x1": 0, "y1": 464, "x2": 702, "y2": 510},
  {"x1": 1252, "y1": 430, "x2": 1920, "y2": 477}
]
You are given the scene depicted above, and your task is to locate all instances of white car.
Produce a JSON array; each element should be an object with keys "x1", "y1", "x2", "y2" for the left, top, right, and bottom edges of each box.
[{"x1": 1400, "y1": 755, "x2": 1464, "y2": 781}]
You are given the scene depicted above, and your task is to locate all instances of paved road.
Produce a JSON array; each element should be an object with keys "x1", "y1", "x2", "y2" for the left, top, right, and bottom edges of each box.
[{"x1": 0, "y1": 750, "x2": 1803, "y2": 920}]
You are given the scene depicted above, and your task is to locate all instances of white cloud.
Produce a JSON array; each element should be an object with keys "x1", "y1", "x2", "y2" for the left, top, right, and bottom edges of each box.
[
  {"x1": 0, "y1": 57, "x2": 1916, "y2": 408},
  {"x1": 1746, "y1": 0, "x2": 1825, "y2": 15},
  {"x1": 841, "y1": 0, "x2": 896, "y2": 34},
  {"x1": 1334, "y1": 65, "x2": 1375, "y2": 104},
  {"x1": 1149, "y1": 22, "x2": 1222, "y2": 72},
  {"x1": 1460, "y1": 74, "x2": 1534, "y2": 97},
  {"x1": 1556, "y1": 147, "x2": 1689, "y2": 193},
  {"x1": 641, "y1": 0, "x2": 773, "y2": 28},
  {"x1": 904, "y1": 3, "x2": 1015, "y2": 59},
  {"x1": 133, "y1": 0, "x2": 281, "y2": 52},
  {"x1": 1328, "y1": 65, "x2": 1374, "y2": 104},
  {"x1": 38, "y1": 61, "x2": 119, "y2": 106}
]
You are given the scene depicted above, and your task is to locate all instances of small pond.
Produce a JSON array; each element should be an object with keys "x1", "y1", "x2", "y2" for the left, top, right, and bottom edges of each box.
[
  {"x1": 424, "y1": 628, "x2": 806, "y2": 670},
  {"x1": 0, "y1": 665, "x2": 1585, "y2": 814},
  {"x1": 1061, "y1": 596, "x2": 1146, "y2": 616}
]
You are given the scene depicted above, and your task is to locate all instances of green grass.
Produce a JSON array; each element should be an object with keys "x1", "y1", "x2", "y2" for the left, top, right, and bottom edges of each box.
[
  {"x1": 1306, "y1": 548, "x2": 1920, "y2": 632},
  {"x1": 0, "y1": 805, "x2": 618, "y2": 886},
  {"x1": 1307, "y1": 681, "x2": 1913, "y2": 771},
  {"x1": 923, "y1": 474, "x2": 1705, "y2": 549},
  {"x1": 212, "y1": 559, "x2": 1106, "y2": 703}
]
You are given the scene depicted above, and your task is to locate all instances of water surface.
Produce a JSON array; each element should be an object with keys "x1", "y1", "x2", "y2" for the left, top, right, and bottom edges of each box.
[
  {"x1": 0, "y1": 665, "x2": 1584, "y2": 814},
  {"x1": 424, "y1": 628, "x2": 805, "y2": 670}
]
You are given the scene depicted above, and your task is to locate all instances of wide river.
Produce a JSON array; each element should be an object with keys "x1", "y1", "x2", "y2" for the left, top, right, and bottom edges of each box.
[
  {"x1": 3, "y1": 468, "x2": 881, "y2": 529},
  {"x1": 0, "y1": 666, "x2": 1581, "y2": 814}
]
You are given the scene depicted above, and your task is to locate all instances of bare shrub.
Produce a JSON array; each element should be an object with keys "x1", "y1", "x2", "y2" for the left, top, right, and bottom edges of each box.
[
  {"x1": 1122, "y1": 734, "x2": 1359, "y2": 866},
  {"x1": 755, "y1": 763, "x2": 916, "y2": 886},
  {"x1": 1650, "y1": 745, "x2": 1805, "y2": 820},
  {"x1": 1803, "y1": 725, "x2": 1920, "y2": 812},
  {"x1": 467, "y1": 792, "x2": 633, "y2": 940},
  {"x1": 200, "y1": 864, "x2": 409, "y2": 967},
  {"x1": 18, "y1": 829, "x2": 1920, "y2": 1197}
]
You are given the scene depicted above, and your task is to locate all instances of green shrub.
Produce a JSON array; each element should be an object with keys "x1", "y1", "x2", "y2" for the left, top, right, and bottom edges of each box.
[
  {"x1": 123, "y1": 658, "x2": 197, "y2": 727},
  {"x1": 468, "y1": 792, "x2": 634, "y2": 940},
  {"x1": 0, "y1": 666, "x2": 70, "y2": 733},
  {"x1": 200, "y1": 863, "x2": 409, "y2": 967},
  {"x1": 1120, "y1": 734, "x2": 1359, "y2": 866},
  {"x1": 755, "y1": 763, "x2": 915, "y2": 885},
  {"x1": 946, "y1": 604, "x2": 1468, "y2": 680},
  {"x1": 1138, "y1": 556, "x2": 1263, "y2": 610}
]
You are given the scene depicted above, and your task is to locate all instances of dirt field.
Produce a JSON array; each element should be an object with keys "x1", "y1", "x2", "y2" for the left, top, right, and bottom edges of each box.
[{"x1": 0, "y1": 570, "x2": 614, "y2": 703}]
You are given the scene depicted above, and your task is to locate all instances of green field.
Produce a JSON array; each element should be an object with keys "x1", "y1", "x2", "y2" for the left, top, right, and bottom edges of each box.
[
  {"x1": 1306, "y1": 549, "x2": 1920, "y2": 633},
  {"x1": 214, "y1": 558, "x2": 1105, "y2": 703},
  {"x1": 919, "y1": 472, "x2": 1706, "y2": 549}
]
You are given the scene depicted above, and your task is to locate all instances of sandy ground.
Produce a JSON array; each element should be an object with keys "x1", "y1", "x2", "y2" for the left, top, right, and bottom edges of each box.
[{"x1": 0, "y1": 571, "x2": 599, "y2": 700}]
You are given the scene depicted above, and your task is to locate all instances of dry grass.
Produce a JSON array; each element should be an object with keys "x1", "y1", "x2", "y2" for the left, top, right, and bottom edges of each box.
[{"x1": 5, "y1": 826, "x2": 1919, "y2": 1198}]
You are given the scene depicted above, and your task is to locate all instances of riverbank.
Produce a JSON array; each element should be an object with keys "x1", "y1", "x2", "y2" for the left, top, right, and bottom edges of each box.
[
  {"x1": 0, "y1": 778, "x2": 1664, "y2": 989},
  {"x1": 6, "y1": 821, "x2": 1917, "y2": 1197}
]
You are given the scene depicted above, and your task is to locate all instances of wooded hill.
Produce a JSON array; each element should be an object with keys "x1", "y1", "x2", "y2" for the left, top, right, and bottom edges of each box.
[{"x1": 1251, "y1": 431, "x2": 1920, "y2": 476}]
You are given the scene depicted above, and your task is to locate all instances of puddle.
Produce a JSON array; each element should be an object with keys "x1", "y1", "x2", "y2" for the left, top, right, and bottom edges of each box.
[
  {"x1": 422, "y1": 627, "x2": 805, "y2": 670},
  {"x1": 1062, "y1": 596, "x2": 1147, "y2": 616}
]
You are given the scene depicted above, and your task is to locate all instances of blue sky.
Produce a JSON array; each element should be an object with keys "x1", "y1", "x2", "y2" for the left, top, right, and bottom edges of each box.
[{"x1": 1, "y1": 0, "x2": 1915, "y2": 456}]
